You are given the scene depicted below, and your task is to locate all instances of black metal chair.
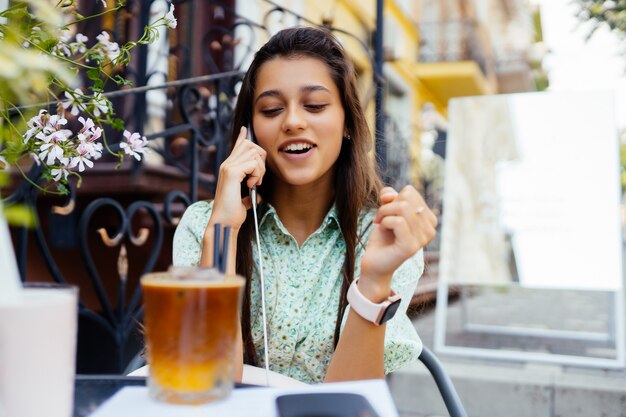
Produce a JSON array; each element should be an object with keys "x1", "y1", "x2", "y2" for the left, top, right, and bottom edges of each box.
[{"x1": 418, "y1": 346, "x2": 468, "y2": 417}]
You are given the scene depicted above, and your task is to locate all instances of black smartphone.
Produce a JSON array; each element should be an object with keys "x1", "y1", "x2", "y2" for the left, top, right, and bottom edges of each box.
[{"x1": 276, "y1": 392, "x2": 380, "y2": 417}]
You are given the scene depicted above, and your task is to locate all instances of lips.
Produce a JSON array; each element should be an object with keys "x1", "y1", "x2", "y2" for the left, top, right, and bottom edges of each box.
[
  {"x1": 282, "y1": 143, "x2": 313, "y2": 154},
  {"x1": 279, "y1": 139, "x2": 317, "y2": 155}
]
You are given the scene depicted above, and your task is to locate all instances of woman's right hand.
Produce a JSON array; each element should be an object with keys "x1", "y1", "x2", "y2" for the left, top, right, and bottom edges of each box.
[{"x1": 209, "y1": 126, "x2": 266, "y2": 230}]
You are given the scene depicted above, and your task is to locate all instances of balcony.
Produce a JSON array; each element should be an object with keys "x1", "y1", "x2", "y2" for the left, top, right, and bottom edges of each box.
[
  {"x1": 414, "y1": 20, "x2": 496, "y2": 108},
  {"x1": 418, "y1": 20, "x2": 494, "y2": 77}
]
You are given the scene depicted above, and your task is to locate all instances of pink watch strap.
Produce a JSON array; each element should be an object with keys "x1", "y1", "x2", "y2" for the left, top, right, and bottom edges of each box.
[{"x1": 347, "y1": 279, "x2": 401, "y2": 325}]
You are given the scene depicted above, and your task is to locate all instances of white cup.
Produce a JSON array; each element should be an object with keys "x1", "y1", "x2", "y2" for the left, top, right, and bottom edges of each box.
[{"x1": 0, "y1": 283, "x2": 78, "y2": 417}]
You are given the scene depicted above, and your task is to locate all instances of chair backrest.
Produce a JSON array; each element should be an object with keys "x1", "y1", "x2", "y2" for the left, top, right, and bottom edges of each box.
[{"x1": 418, "y1": 346, "x2": 468, "y2": 417}]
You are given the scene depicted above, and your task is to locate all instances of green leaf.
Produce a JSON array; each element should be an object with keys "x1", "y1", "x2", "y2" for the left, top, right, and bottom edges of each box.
[
  {"x1": 113, "y1": 74, "x2": 125, "y2": 85},
  {"x1": 0, "y1": 4, "x2": 28, "y2": 19},
  {"x1": 111, "y1": 118, "x2": 125, "y2": 131},
  {"x1": 91, "y1": 78, "x2": 104, "y2": 91},
  {"x1": 2, "y1": 204, "x2": 37, "y2": 228},
  {"x1": 55, "y1": 183, "x2": 69, "y2": 195},
  {"x1": 87, "y1": 68, "x2": 101, "y2": 81},
  {"x1": 89, "y1": 53, "x2": 104, "y2": 65},
  {"x1": 113, "y1": 75, "x2": 134, "y2": 87}
]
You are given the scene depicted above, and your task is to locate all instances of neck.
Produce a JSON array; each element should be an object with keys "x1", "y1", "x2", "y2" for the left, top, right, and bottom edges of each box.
[{"x1": 269, "y1": 175, "x2": 335, "y2": 246}]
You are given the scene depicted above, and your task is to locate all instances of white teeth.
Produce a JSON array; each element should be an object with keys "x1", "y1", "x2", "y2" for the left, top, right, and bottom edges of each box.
[{"x1": 284, "y1": 143, "x2": 312, "y2": 152}]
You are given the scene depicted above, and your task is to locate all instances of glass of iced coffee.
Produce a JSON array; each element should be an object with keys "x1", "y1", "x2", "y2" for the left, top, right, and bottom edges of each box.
[{"x1": 141, "y1": 267, "x2": 244, "y2": 404}]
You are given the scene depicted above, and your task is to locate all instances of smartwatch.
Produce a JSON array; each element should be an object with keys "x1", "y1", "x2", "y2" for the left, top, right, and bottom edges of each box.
[{"x1": 347, "y1": 279, "x2": 402, "y2": 325}]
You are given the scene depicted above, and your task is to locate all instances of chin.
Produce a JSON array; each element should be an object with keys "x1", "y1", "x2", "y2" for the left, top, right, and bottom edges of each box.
[
  {"x1": 282, "y1": 176, "x2": 318, "y2": 186},
  {"x1": 273, "y1": 165, "x2": 335, "y2": 188},
  {"x1": 276, "y1": 171, "x2": 323, "y2": 187}
]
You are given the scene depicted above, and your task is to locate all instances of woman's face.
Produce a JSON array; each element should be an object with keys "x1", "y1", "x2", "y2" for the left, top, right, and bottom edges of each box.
[{"x1": 252, "y1": 56, "x2": 345, "y2": 188}]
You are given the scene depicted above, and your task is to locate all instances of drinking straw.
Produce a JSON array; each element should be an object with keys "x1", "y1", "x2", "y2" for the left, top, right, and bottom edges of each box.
[
  {"x1": 220, "y1": 226, "x2": 230, "y2": 274},
  {"x1": 213, "y1": 223, "x2": 221, "y2": 270}
]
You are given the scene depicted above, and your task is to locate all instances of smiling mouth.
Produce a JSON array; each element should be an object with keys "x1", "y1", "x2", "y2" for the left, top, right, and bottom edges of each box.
[{"x1": 280, "y1": 143, "x2": 316, "y2": 154}]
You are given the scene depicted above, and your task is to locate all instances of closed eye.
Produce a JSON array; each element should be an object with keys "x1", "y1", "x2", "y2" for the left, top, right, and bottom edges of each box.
[
  {"x1": 305, "y1": 104, "x2": 328, "y2": 112},
  {"x1": 260, "y1": 108, "x2": 283, "y2": 116}
]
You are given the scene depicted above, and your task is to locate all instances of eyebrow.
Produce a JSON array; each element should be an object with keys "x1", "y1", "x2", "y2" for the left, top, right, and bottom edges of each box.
[{"x1": 254, "y1": 85, "x2": 331, "y2": 103}]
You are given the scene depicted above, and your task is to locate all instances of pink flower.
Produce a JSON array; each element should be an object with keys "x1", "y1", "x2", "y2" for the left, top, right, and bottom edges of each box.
[
  {"x1": 120, "y1": 130, "x2": 149, "y2": 161},
  {"x1": 165, "y1": 4, "x2": 177, "y2": 29},
  {"x1": 69, "y1": 143, "x2": 95, "y2": 172},
  {"x1": 23, "y1": 110, "x2": 48, "y2": 142},
  {"x1": 96, "y1": 31, "x2": 121, "y2": 62},
  {"x1": 62, "y1": 89, "x2": 85, "y2": 116},
  {"x1": 90, "y1": 93, "x2": 110, "y2": 117},
  {"x1": 38, "y1": 130, "x2": 69, "y2": 165},
  {"x1": 51, "y1": 166, "x2": 70, "y2": 182}
]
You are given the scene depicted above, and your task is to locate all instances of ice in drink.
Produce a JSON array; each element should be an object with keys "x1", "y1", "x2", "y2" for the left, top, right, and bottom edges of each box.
[{"x1": 141, "y1": 269, "x2": 244, "y2": 404}]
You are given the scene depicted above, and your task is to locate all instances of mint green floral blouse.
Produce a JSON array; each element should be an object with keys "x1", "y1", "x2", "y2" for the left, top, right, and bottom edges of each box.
[{"x1": 173, "y1": 200, "x2": 424, "y2": 384}]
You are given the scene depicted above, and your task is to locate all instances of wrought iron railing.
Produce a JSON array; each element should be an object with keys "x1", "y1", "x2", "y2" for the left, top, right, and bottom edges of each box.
[{"x1": 2, "y1": 0, "x2": 386, "y2": 374}]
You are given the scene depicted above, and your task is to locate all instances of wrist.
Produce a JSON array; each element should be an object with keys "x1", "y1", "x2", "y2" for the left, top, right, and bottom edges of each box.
[
  {"x1": 355, "y1": 275, "x2": 392, "y2": 304},
  {"x1": 204, "y1": 219, "x2": 240, "y2": 241},
  {"x1": 207, "y1": 201, "x2": 246, "y2": 231},
  {"x1": 347, "y1": 278, "x2": 401, "y2": 326}
]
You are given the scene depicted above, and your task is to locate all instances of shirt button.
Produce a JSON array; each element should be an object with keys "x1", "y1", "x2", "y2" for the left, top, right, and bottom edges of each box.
[{"x1": 289, "y1": 254, "x2": 302, "y2": 288}]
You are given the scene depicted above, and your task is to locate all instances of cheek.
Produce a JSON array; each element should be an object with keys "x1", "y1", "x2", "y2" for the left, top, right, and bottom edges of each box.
[
  {"x1": 251, "y1": 120, "x2": 275, "y2": 150},
  {"x1": 318, "y1": 112, "x2": 345, "y2": 145}
]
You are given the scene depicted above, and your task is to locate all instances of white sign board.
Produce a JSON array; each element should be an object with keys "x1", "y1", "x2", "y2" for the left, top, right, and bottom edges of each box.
[{"x1": 439, "y1": 91, "x2": 622, "y2": 290}]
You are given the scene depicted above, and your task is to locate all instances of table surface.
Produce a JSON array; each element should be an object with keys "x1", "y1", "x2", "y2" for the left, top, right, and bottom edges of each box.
[
  {"x1": 74, "y1": 375, "x2": 251, "y2": 417},
  {"x1": 74, "y1": 375, "x2": 147, "y2": 417},
  {"x1": 73, "y1": 375, "x2": 398, "y2": 417},
  {"x1": 75, "y1": 377, "x2": 397, "y2": 417}
]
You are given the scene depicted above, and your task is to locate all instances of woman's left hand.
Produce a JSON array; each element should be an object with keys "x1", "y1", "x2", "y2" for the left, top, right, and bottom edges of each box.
[{"x1": 359, "y1": 185, "x2": 437, "y2": 297}]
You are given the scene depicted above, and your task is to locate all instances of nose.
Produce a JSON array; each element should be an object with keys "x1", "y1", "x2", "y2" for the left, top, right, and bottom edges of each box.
[{"x1": 281, "y1": 103, "x2": 307, "y2": 133}]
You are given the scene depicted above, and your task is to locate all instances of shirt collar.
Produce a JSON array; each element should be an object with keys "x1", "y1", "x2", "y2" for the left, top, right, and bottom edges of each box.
[{"x1": 258, "y1": 203, "x2": 340, "y2": 232}]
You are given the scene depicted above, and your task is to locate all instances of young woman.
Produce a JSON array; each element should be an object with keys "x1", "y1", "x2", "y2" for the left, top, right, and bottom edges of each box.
[{"x1": 173, "y1": 26, "x2": 437, "y2": 385}]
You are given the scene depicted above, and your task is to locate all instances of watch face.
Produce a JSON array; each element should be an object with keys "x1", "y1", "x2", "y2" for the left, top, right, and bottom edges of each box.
[{"x1": 379, "y1": 299, "x2": 402, "y2": 324}]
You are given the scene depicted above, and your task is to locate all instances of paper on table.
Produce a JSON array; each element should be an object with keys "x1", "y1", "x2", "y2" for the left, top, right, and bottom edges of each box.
[
  {"x1": 0, "y1": 209, "x2": 22, "y2": 303},
  {"x1": 127, "y1": 364, "x2": 308, "y2": 388},
  {"x1": 89, "y1": 379, "x2": 398, "y2": 417},
  {"x1": 242, "y1": 364, "x2": 308, "y2": 388}
]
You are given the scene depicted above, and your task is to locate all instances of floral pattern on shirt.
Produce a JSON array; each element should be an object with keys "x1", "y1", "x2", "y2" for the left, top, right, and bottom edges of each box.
[{"x1": 173, "y1": 200, "x2": 424, "y2": 384}]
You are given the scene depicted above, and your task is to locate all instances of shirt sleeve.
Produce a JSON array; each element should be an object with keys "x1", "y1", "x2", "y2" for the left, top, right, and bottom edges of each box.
[
  {"x1": 351, "y1": 212, "x2": 425, "y2": 374},
  {"x1": 172, "y1": 200, "x2": 213, "y2": 267},
  {"x1": 383, "y1": 249, "x2": 424, "y2": 374}
]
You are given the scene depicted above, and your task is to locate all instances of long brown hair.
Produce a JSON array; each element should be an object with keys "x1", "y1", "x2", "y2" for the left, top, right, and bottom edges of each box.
[{"x1": 229, "y1": 26, "x2": 383, "y2": 366}]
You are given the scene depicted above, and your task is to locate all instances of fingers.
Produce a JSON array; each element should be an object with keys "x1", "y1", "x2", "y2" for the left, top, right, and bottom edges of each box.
[
  {"x1": 220, "y1": 132, "x2": 267, "y2": 187},
  {"x1": 379, "y1": 187, "x2": 398, "y2": 204},
  {"x1": 236, "y1": 150, "x2": 265, "y2": 188},
  {"x1": 241, "y1": 193, "x2": 263, "y2": 210},
  {"x1": 376, "y1": 186, "x2": 437, "y2": 224},
  {"x1": 232, "y1": 126, "x2": 249, "y2": 149},
  {"x1": 374, "y1": 185, "x2": 438, "y2": 250},
  {"x1": 378, "y1": 215, "x2": 421, "y2": 255}
]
